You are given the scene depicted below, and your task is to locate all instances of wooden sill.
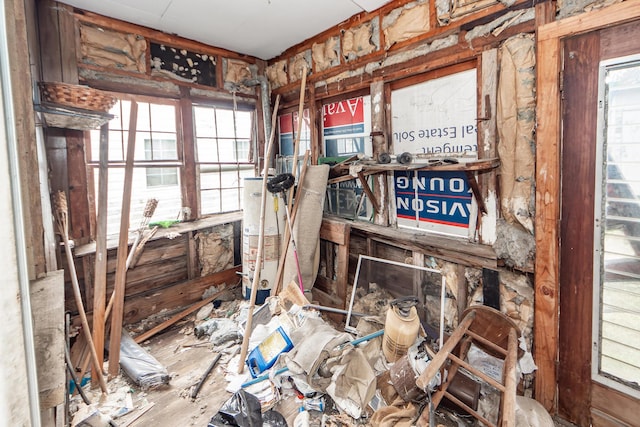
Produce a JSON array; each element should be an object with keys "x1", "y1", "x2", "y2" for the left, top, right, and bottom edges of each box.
[
  {"x1": 74, "y1": 210, "x2": 243, "y2": 257},
  {"x1": 323, "y1": 214, "x2": 497, "y2": 269}
]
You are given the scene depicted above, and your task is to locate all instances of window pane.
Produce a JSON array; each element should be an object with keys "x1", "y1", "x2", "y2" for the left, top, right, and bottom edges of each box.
[
  {"x1": 220, "y1": 188, "x2": 240, "y2": 211},
  {"x1": 136, "y1": 102, "x2": 151, "y2": 131},
  {"x1": 235, "y1": 111, "x2": 253, "y2": 138},
  {"x1": 194, "y1": 104, "x2": 256, "y2": 216},
  {"x1": 95, "y1": 167, "x2": 182, "y2": 236},
  {"x1": 194, "y1": 106, "x2": 217, "y2": 138},
  {"x1": 216, "y1": 109, "x2": 236, "y2": 137},
  {"x1": 150, "y1": 104, "x2": 176, "y2": 132},
  {"x1": 200, "y1": 188, "x2": 221, "y2": 214},
  {"x1": 196, "y1": 138, "x2": 219, "y2": 162}
]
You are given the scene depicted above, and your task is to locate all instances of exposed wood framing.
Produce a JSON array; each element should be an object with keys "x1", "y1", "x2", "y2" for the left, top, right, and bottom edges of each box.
[
  {"x1": 535, "y1": 0, "x2": 640, "y2": 413},
  {"x1": 108, "y1": 101, "x2": 138, "y2": 378},
  {"x1": 6, "y1": 0, "x2": 46, "y2": 279}
]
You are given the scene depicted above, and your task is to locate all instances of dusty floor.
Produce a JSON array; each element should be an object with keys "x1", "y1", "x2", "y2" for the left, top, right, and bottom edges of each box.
[{"x1": 68, "y1": 295, "x2": 572, "y2": 427}]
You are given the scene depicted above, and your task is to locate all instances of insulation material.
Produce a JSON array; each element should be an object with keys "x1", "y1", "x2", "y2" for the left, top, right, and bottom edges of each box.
[
  {"x1": 499, "y1": 269, "x2": 534, "y2": 348},
  {"x1": 342, "y1": 19, "x2": 378, "y2": 61},
  {"x1": 150, "y1": 43, "x2": 217, "y2": 86},
  {"x1": 493, "y1": 218, "x2": 535, "y2": 270},
  {"x1": 496, "y1": 34, "x2": 536, "y2": 234},
  {"x1": 382, "y1": 1, "x2": 430, "y2": 50},
  {"x1": 79, "y1": 23, "x2": 146, "y2": 73},
  {"x1": 452, "y1": 0, "x2": 499, "y2": 19},
  {"x1": 283, "y1": 165, "x2": 330, "y2": 292},
  {"x1": 464, "y1": 8, "x2": 535, "y2": 42},
  {"x1": 266, "y1": 60, "x2": 287, "y2": 88},
  {"x1": 224, "y1": 58, "x2": 252, "y2": 86},
  {"x1": 289, "y1": 50, "x2": 311, "y2": 83},
  {"x1": 197, "y1": 224, "x2": 235, "y2": 276},
  {"x1": 557, "y1": 0, "x2": 621, "y2": 19},
  {"x1": 312, "y1": 37, "x2": 340, "y2": 72}
]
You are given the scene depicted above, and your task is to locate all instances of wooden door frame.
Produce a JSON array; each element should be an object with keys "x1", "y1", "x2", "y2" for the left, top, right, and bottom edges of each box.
[{"x1": 534, "y1": 0, "x2": 640, "y2": 413}]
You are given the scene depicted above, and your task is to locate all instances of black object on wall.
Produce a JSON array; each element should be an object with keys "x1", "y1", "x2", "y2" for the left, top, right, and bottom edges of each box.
[{"x1": 482, "y1": 268, "x2": 500, "y2": 310}]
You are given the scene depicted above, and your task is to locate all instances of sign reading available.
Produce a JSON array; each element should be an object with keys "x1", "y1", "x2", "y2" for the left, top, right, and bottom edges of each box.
[{"x1": 323, "y1": 97, "x2": 365, "y2": 136}]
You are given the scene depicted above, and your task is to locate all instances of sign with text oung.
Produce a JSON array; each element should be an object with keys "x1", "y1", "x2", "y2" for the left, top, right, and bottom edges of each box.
[{"x1": 394, "y1": 170, "x2": 473, "y2": 236}]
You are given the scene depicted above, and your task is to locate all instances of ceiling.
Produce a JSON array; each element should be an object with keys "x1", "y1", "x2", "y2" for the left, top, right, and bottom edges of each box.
[{"x1": 58, "y1": 0, "x2": 393, "y2": 60}]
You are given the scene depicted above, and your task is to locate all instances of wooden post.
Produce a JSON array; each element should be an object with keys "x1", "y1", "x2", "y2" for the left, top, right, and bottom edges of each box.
[
  {"x1": 108, "y1": 102, "x2": 138, "y2": 378},
  {"x1": 92, "y1": 124, "x2": 109, "y2": 388},
  {"x1": 370, "y1": 78, "x2": 388, "y2": 226}
]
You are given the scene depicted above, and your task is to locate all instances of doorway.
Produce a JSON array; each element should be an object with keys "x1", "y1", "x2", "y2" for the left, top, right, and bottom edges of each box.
[{"x1": 559, "y1": 20, "x2": 640, "y2": 426}]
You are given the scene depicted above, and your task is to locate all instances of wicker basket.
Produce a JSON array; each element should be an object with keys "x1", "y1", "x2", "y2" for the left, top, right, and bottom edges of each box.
[{"x1": 38, "y1": 82, "x2": 117, "y2": 112}]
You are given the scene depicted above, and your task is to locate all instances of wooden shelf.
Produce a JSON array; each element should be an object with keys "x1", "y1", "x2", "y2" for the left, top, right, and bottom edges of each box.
[{"x1": 35, "y1": 102, "x2": 114, "y2": 131}]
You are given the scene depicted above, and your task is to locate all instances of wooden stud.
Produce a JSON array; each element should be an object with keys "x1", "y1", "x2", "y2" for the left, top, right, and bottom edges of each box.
[
  {"x1": 92, "y1": 124, "x2": 109, "y2": 388},
  {"x1": 108, "y1": 101, "x2": 138, "y2": 378}
]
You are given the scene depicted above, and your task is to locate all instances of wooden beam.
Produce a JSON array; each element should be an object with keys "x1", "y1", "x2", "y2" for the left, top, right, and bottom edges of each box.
[
  {"x1": 134, "y1": 284, "x2": 238, "y2": 344},
  {"x1": 533, "y1": 34, "x2": 560, "y2": 414},
  {"x1": 108, "y1": 101, "x2": 138, "y2": 378},
  {"x1": 370, "y1": 78, "x2": 388, "y2": 226},
  {"x1": 92, "y1": 124, "x2": 109, "y2": 388}
]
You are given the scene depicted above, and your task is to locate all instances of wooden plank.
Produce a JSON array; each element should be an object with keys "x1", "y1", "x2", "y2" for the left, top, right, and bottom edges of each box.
[
  {"x1": 591, "y1": 382, "x2": 640, "y2": 427},
  {"x1": 533, "y1": 34, "x2": 561, "y2": 413},
  {"x1": 57, "y1": 2, "x2": 79, "y2": 83},
  {"x1": 65, "y1": 129, "x2": 91, "y2": 244},
  {"x1": 6, "y1": 0, "x2": 46, "y2": 279},
  {"x1": 30, "y1": 271, "x2": 65, "y2": 409},
  {"x1": 478, "y1": 48, "x2": 497, "y2": 243},
  {"x1": 134, "y1": 284, "x2": 238, "y2": 344},
  {"x1": 537, "y1": 1, "x2": 640, "y2": 42},
  {"x1": 108, "y1": 101, "x2": 138, "y2": 378},
  {"x1": 179, "y1": 88, "x2": 198, "y2": 217},
  {"x1": 370, "y1": 78, "x2": 388, "y2": 226},
  {"x1": 340, "y1": 215, "x2": 497, "y2": 268},
  {"x1": 320, "y1": 218, "x2": 350, "y2": 250},
  {"x1": 600, "y1": 19, "x2": 640, "y2": 61},
  {"x1": 557, "y1": 32, "x2": 599, "y2": 426},
  {"x1": 92, "y1": 123, "x2": 109, "y2": 387},
  {"x1": 37, "y1": 0, "x2": 63, "y2": 82}
]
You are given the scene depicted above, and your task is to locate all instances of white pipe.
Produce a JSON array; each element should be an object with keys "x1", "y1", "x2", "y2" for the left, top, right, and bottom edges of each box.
[{"x1": 0, "y1": 0, "x2": 42, "y2": 423}]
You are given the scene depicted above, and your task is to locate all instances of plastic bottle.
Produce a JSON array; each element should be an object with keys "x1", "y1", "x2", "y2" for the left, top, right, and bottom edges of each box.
[
  {"x1": 293, "y1": 406, "x2": 310, "y2": 427},
  {"x1": 382, "y1": 296, "x2": 420, "y2": 363}
]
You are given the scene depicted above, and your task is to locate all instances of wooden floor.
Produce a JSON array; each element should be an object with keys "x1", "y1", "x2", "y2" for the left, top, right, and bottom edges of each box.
[{"x1": 98, "y1": 325, "x2": 302, "y2": 427}]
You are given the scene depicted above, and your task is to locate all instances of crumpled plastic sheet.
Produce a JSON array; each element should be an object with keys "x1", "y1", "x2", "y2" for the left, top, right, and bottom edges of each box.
[{"x1": 119, "y1": 331, "x2": 169, "y2": 390}]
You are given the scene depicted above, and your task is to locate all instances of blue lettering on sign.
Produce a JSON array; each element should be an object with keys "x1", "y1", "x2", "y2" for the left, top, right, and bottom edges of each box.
[
  {"x1": 394, "y1": 171, "x2": 472, "y2": 227},
  {"x1": 324, "y1": 123, "x2": 365, "y2": 136}
]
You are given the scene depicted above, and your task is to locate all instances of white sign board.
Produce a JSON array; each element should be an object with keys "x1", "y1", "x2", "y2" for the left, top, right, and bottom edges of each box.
[{"x1": 391, "y1": 68, "x2": 478, "y2": 157}]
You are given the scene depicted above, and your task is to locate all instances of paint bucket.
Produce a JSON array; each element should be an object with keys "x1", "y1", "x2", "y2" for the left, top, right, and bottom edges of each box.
[
  {"x1": 242, "y1": 177, "x2": 284, "y2": 304},
  {"x1": 383, "y1": 297, "x2": 420, "y2": 363}
]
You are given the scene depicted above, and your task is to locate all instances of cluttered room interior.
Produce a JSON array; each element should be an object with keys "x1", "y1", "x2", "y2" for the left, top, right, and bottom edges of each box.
[{"x1": 2, "y1": 0, "x2": 640, "y2": 426}]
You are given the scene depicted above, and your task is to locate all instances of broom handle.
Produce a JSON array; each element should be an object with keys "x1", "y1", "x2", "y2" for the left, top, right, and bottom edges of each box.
[
  {"x1": 60, "y1": 231, "x2": 108, "y2": 394},
  {"x1": 237, "y1": 94, "x2": 281, "y2": 374}
]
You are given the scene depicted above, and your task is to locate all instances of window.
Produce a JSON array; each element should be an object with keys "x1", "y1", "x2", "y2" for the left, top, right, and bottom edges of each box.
[
  {"x1": 145, "y1": 139, "x2": 179, "y2": 187},
  {"x1": 194, "y1": 104, "x2": 256, "y2": 214},
  {"x1": 593, "y1": 55, "x2": 640, "y2": 397},
  {"x1": 88, "y1": 98, "x2": 182, "y2": 236}
]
